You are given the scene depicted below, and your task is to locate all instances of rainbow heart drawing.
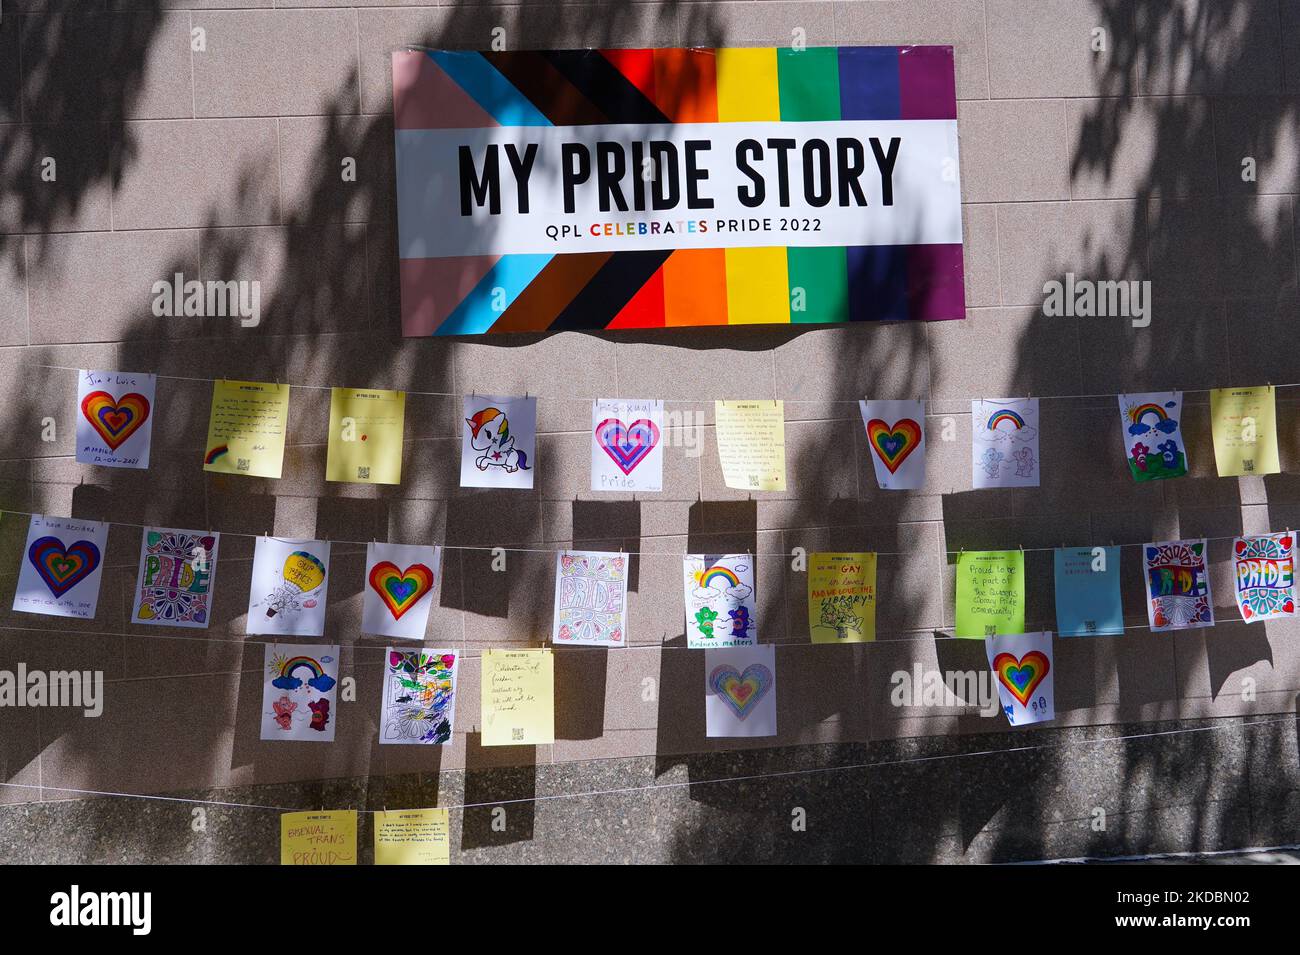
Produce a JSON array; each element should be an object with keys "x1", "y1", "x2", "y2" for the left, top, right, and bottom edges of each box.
[
  {"x1": 595, "y1": 418, "x2": 660, "y2": 475},
  {"x1": 28, "y1": 535, "x2": 102, "y2": 598},
  {"x1": 865, "y1": 418, "x2": 922, "y2": 473},
  {"x1": 708, "y1": 663, "x2": 773, "y2": 720},
  {"x1": 368, "y1": 561, "x2": 435, "y2": 620},
  {"x1": 80, "y1": 390, "x2": 151, "y2": 451},
  {"x1": 992, "y1": 651, "x2": 1050, "y2": 707}
]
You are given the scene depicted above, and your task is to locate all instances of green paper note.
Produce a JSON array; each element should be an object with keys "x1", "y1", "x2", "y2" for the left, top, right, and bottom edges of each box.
[{"x1": 955, "y1": 550, "x2": 1025, "y2": 639}]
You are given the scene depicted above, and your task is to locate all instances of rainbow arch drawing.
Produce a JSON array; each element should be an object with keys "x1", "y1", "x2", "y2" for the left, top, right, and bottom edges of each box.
[
  {"x1": 1128, "y1": 402, "x2": 1169, "y2": 425},
  {"x1": 271, "y1": 656, "x2": 337, "y2": 693},
  {"x1": 700, "y1": 566, "x2": 741, "y2": 590},
  {"x1": 986, "y1": 409, "x2": 1026, "y2": 431}
]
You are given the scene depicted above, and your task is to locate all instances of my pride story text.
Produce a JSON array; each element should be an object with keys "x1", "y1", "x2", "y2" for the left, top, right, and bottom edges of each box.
[{"x1": 458, "y1": 135, "x2": 902, "y2": 217}]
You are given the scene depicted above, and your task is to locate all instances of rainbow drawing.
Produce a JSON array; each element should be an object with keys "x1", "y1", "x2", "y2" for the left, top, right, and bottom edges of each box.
[
  {"x1": 204, "y1": 444, "x2": 229, "y2": 465},
  {"x1": 1128, "y1": 402, "x2": 1168, "y2": 425},
  {"x1": 271, "y1": 655, "x2": 337, "y2": 693},
  {"x1": 700, "y1": 565, "x2": 741, "y2": 590},
  {"x1": 393, "y1": 46, "x2": 964, "y2": 334},
  {"x1": 986, "y1": 409, "x2": 1026, "y2": 431}
]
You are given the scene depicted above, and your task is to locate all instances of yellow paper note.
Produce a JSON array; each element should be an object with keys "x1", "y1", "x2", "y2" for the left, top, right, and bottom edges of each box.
[
  {"x1": 481, "y1": 648, "x2": 554, "y2": 746},
  {"x1": 375, "y1": 808, "x2": 450, "y2": 865},
  {"x1": 714, "y1": 400, "x2": 786, "y2": 491},
  {"x1": 203, "y1": 380, "x2": 289, "y2": 478},
  {"x1": 280, "y1": 810, "x2": 357, "y2": 865},
  {"x1": 326, "y1": 387, "x2": 406, "y2": 484},
  {"x1": 808, "y1": 552, "x2": 877, "y2": 643},
  {"x1": 1210, "y1": 385, "x2": 1280, "y2": 476}
]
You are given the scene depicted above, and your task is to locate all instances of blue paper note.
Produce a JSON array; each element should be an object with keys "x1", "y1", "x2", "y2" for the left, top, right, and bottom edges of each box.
[{"x1": 1054, "y1": 546, "x2": 1123, "y2": 637}]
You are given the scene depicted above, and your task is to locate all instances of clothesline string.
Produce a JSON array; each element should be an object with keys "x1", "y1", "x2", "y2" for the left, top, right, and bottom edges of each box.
[
  {"x1": 0, "y1": 617, "x2": 1185, "y2": 657},
  {"x1": 0, "y1": 508, "x2": 1273, "y2": 558},
  {"x1": 0, "y1": 714, "x2": 1288, "y2": 815},
  {"x1": 33, "y1": 363, "x2": 1298, "y2": 405}
]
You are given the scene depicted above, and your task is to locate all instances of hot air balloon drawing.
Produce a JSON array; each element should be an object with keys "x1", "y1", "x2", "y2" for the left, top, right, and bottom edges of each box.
[{"x1": 266, "y1": 549, "x2": 326, "y2": 618}]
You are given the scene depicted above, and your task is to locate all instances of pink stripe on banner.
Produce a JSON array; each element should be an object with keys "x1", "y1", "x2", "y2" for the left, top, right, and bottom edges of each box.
[
  {"x1": 906, "y1": 244, "x2": 966, "y2": 321},
  {"x1": 400, "y1": 255, "x2": 501, "y2": 335},
  {"x1": 898, "y1": 46, "x2": 957, "y2": 120},
  {"x1": 392, "y1": 51, "x2": 500, "y2": 129}
]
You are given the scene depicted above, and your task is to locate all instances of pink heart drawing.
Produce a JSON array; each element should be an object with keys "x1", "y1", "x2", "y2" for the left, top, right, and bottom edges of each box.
[{"x1": 595, "y1": 418, "x2": 660, "y2": 475}]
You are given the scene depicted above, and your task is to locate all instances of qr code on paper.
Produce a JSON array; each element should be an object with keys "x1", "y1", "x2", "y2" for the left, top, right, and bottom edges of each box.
[
  {"x1": 357, "y1": 466, "x2": 370, "y2": 480},
  {"x1": 236, "y1": 458, "x2": 250, "y2": 472}
]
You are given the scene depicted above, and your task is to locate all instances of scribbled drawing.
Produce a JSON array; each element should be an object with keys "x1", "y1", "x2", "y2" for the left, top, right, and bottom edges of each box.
[
  {"x1": 1144, "y1": 539, "x2": 1213, "y2": 630},
  {"x1": 133, "y1": 528, "x2": 218, "y2": 628},
  {"x1": 271, "y1": 696, "x2": 296, "y2": 730},
  {"x1": 683, "y1": 555, "x2": 757, "y2": 647},
  {"x1": 466, "y1": 406, "x2": 530, "y2": 473},
  {"x1": 818, "y1": 595, "x2": 864, "y2": 641},
  {"x1": 380, "y1": 650, "x2": 458, "y2": 746},
  {"x1": 261, "y1": 646, "x2": 340, "y2": 742},
  {"x1": 1121, "y1": 393, "x2": 1187, "y2": 482},
  {"x1": 1233, "y1": 533, "x2": 1296, "y2": 622},
  {"x1": 308, "y1": 699, "x2": 331, "y2": 732},
  {"x1": 552, "y1": 551, "x2": 628, "y2": 646}
]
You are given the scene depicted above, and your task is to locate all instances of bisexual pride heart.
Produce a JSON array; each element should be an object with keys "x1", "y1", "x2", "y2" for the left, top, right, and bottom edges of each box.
[
  {"x1": 865, "y1": 418, "x2": 922, "y2": 473},
  {"x1": 29, "y1": 536, "x2": 102, "y2": 598},
  {"x1": 81, "y1": 390, "x2": 151, "y2": 451},
  {"x1": 595, "y1": 418, "x2": 660, "y2": 475},
  {"x1": 708, "y1": 663, "x2": 774, "y2": 720},
  {"x1": 368, "y1": 561, "x2": 435, "y2": 620},
  {"x1": 992, "y1": 651, "x2": 1050, "y2": 707}
]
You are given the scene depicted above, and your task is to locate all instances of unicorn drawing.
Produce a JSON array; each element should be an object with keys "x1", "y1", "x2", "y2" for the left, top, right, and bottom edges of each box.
[{"x1": 465, "y1": 407, "x2": 531, "y2": 473}]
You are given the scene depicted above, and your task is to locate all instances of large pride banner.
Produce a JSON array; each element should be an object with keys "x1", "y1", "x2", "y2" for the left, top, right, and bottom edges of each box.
[{"x1": 393, "y1": 46, "x2": 965, "y2": 335}]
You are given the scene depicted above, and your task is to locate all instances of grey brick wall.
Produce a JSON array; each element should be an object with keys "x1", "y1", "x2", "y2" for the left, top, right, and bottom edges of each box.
[{"x1": 0, "y1": 0, "x2": 1297, "y2": 863}]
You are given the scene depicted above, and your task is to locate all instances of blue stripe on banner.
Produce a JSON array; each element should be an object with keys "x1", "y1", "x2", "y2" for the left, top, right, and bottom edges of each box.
[
  {"x1": 837, "y1": 47, "x2": 901, "y2": 121},
  {"x1": 426, "y1": 51, "x2": 553, "y2": 127},
  {"x1": 438, "y1": 254, "x2": 554, "y2": 334},
  {"x1": 846, "y1": 246, "x2": 910, "y2": 321}
]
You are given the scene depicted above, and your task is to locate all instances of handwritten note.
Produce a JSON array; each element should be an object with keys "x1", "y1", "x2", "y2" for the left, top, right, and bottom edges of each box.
[
  {"x1": 374, "y1": 808, "x2": 450, "y2": 865},
  {"x1": 203, "y1": 379, "x2": 289, "y2": 478},
  {"x1": 1210, "y1": 385, "x2": 1280, "y2": 476},
  {"x1": 714, "y1": 400, "x2": 786, "y2": 491},
  {"x1": 955, "y1": 550, "x2": 1025, "y2": 639},
  {"x1": 326, "y1": 387, "x2": 406, "y2": 485},
  {"x1": 280, "y1": 810, "x2": 357, "y2": 865},
  {"x1": 481, "y1": 648, "x2": 554, "y2": 747},
  {"x1": 807, "y1": 552, "x2": 876, "y2": 643}
]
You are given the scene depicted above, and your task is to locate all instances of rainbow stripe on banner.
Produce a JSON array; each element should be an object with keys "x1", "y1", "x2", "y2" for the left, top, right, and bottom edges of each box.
[{"x1": 393, "y1": 46, "x2": 965, "y2": 335}]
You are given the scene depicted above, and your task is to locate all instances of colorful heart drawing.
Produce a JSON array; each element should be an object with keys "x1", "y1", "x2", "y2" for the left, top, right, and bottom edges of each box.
[
  {"x1": 992, "y1": 651, "x2": 1050, "y2": 708},
  {"x1": 28, "y1": 535, "x2": 102, "y2": 598},
  {"x1": 865, "y1": 418, "x2": 922, "y2": 473},
  {"x1": 80, "y1": 390, "x2": 151, "y2": 451},
  {"x1": 595, "y1": 418, "x2": 660, "y2": 475},
  {"x1": 708, "y1": 663, "x2": 774, "y2": 720},
  {"x1": 368, "y1": 561, "x2": 435, "y2": 620}
]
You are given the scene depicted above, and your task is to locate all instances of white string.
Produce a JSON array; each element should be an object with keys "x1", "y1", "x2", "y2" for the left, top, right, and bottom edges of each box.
[
  {"x1": 0, "y1": 507, "x2": 1259, "y2": 558},
  {"x1": 0, "y1": 714, "x2": 1288, "y2": 814},
  {"x1": 33, "y1": 363, "x2": 1295, "y2": 405},
  {"x1": 0, "y1": 617, "x2": 1182, "y2": 656}
]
